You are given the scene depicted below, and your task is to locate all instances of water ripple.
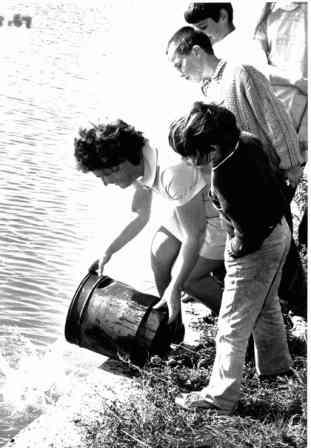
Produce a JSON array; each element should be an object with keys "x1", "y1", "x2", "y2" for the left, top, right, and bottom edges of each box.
[{"x1": 0, "y1": 1, "x2": 115, "y2": 444}]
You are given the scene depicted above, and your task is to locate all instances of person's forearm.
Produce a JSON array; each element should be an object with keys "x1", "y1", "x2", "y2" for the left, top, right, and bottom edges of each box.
[
  {"x1": 262, "y1": 65, "x2": 307, "y2": 95},
  {"x1": 169, "y1": 236, "x2": 203, "y2": 292},
  {"x1": 104, "y1": 213, "x2": 149, "y2": 257}
]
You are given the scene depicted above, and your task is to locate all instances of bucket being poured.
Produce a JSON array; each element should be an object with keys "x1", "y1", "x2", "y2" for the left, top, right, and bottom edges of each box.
[{"x1": 65, "y1": 273, "x2": 171, "y2": 365}]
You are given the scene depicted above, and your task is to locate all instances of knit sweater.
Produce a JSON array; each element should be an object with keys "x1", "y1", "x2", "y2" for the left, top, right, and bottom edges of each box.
[
  {"x1": 202, "y1": 60, "x2": 303, "y2": 174},
  {"x1": 210, "y1": 132, "x2": 287, "y2": 258}
]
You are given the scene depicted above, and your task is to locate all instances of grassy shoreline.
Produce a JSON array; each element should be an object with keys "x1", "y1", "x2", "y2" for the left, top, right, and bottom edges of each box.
[
  {"x1": 80, "y1": 314, "x2": 307, "y2": 448},
  {"x1": 78, "y1": 177, "x2": 308, "y2": 448}
]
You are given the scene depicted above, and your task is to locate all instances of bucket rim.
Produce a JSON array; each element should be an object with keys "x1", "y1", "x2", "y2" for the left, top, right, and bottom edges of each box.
[{"x1": 64, "y1": 273, "x2": 111, "y2": 343}]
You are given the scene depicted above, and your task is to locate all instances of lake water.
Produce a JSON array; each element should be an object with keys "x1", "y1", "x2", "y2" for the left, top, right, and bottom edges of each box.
[
  {"x1": 0, "y1": 0, "x2": 198, "y2": 443},
  {"x1": 0, "y1": 1, "x2": 263, "y2": 444}
]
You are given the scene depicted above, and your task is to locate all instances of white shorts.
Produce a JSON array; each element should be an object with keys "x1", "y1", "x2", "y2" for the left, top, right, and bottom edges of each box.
[{"x1": 164, "y1": 214, "x2": 226, "y2": 260}]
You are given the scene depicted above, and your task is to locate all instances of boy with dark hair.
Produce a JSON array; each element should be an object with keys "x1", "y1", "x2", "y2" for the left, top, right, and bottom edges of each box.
[
  {"x1": 168, "y1": 102, "x2": 292, "y2": 414},
  {"x1": 184, "y1": 2, "x2": 234, "y2": 41},
  {"x1": 184, "y1": 2, "x2": 267, "y2": 67}
]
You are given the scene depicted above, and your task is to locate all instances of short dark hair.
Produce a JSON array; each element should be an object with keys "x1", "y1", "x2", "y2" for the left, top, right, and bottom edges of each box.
[
  {"x1": 167, "y1": 26, "x2": 214, "y2": 56},
  {"x1": 169, "y1": 102, "x2": 240, "y2": 160},
  {"x1": 184, "y1": 3, "x2": 234, "y2": 25},
  {"x1": 74, "y1": 120, "x2": 146, "y2": 172}
]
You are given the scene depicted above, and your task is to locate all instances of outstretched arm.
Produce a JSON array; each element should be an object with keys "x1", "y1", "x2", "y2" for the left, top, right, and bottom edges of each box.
[
  {"x1": 97, "y1": 183, "x2": 152, "y2": 275},
  {"x1": 154, "y1": 190, "x2": 206, "y2": 323}
]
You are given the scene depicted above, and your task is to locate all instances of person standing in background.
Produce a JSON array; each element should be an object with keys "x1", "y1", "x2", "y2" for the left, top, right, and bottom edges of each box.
[
  {"x1": 254, "y1": 2, "x2": 308, "y2": 256},
  {"x1": 254, "y1": 2, "x2": 307, "y2": 160},
  {"x1": 184, "y1": 2, "x2": 308, "y2": 159},
  {"x1": 183, "y1": 2, "x2": 267, "y2": 68}
]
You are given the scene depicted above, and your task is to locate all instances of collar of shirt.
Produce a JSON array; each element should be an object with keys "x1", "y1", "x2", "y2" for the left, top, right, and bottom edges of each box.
[
  {"x1": 212, "y1": 139, "x2": 240, "y2": 171},
  {"x1": 138, "y1": 143, "x2": 158, "y2": 188},
  {"x1": 201, "y1": 59, "x2": 227, "y2": 94}
]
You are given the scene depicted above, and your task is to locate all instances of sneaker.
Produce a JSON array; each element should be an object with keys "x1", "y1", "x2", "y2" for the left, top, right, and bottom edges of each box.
[
  {"x1": 175, "y1": 391, "x2": 233, "y2": 415},
  {"x1": 289, "y1": 315, "x2": 307, "y2": 342}
]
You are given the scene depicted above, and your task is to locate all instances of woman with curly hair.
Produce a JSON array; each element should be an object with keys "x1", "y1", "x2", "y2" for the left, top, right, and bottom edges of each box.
[{"x1": 74, "y1": 118, "x2": 227, "y2": 342}]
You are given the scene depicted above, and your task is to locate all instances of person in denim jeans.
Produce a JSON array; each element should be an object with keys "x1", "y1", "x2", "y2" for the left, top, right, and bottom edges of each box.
[{"x1": 163, "y1": 101, "x2": 292, "y2": 415}]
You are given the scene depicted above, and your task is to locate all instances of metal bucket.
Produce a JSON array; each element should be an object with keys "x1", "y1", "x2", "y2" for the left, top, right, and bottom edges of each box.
[{"x1": 65, "y1": 273, "x2": 170, "y2": 365}]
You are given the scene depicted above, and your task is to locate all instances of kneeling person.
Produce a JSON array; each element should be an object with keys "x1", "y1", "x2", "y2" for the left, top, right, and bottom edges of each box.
[{"x1": 74, "y1": 119, "x2": 226, "y2": 342}]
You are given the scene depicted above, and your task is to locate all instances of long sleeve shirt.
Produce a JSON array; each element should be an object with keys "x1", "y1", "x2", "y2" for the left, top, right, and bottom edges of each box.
[
  {"x1": 201, "y1": 60, "x2": 303, "y2": 174},
  {"x1": 253, "y1": 2, "x2": 308, "y2": 154},
  {"x1": 210, "y1": 131, "x2": 288, "y2": 257}
]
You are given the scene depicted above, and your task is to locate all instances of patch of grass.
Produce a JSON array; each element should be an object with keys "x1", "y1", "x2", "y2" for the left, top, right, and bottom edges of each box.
[
  {"x1": 82, "y1": 323, "x2": 306, "y2": 448},
  {"x1": 82, "y1": 341, "x2": 306, "y2": 447}
]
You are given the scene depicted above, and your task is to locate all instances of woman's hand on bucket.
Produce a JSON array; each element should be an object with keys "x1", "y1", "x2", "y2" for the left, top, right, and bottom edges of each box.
[
  {"x1": 88, "y1": 259, "x2": 99, "y2": 275},
  {"x1": 98, "y1": 252, "x2": 112, "y2": 275},
  {"x1": 153, "y1": 284, "x2": 181, "y2": 324},
  {"x1": 88, "y1": 252, "x2": 112, "y2": 276}
]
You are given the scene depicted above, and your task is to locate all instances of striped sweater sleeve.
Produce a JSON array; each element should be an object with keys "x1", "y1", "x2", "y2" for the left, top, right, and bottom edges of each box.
[{"x1": 230, "y1": 65, "x2": 303, "y2": 171}]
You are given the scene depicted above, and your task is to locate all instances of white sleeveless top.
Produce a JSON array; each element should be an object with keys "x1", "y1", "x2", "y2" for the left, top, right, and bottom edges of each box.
[{"x1": 138, "y1": 144, "x2": 226, "y2": 260}]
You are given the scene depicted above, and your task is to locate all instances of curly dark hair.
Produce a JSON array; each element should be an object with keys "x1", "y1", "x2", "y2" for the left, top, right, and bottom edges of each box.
[
  {"x1": 74, "y1": 119, "x2": 146, "y2": 172},
  {"x1": 169, "y1": 102, "x2": 240, "y2": 160}
]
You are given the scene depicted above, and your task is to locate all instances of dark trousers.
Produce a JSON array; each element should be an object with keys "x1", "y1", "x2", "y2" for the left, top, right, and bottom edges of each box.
[
  {"x1": 278, "y1": 184, "x2": 307, "y2": 319},
  {"x1": 279, "y1": 238, "x2": 307, "y2": 318},
  {"x1": 298, "y1": 207, "x2": 308, "y2": 247}
]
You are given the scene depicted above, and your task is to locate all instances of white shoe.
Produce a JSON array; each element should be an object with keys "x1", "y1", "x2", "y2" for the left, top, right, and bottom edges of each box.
[
  {"x1": 290, "y1": 315, "x2": 307, "y2": 342},
  {"x1": 175, "y1": 391, "x2": 234, "y2": 415}
]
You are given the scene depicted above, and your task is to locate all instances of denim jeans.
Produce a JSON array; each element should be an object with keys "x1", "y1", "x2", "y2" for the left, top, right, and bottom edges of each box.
[{"x1": 201, "y1": 218, "x2": 292, "y2": 413}]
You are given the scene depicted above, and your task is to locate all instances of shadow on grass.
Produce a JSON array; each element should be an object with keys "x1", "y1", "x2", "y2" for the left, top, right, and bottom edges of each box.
[{"x1": 237, "y1": 396, "x2": 306, "y2": 423}]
